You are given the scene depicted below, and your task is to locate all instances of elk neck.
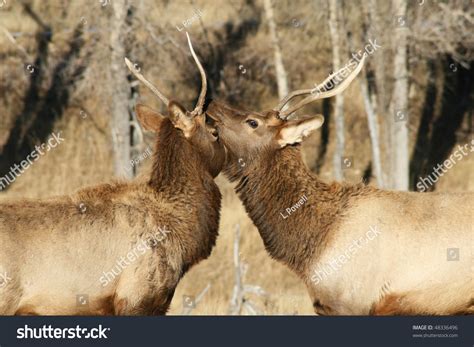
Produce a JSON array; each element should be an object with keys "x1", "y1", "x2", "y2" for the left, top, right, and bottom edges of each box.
[
  {"x1": 148, "y1": 119, "x2": 221, "y2": 261},
  {"x1": 149, "y1": 119, "x2": 216, "y2": 195},
  {"x1": 233, "y1": 145, "x2": 364, "y2": 276}
]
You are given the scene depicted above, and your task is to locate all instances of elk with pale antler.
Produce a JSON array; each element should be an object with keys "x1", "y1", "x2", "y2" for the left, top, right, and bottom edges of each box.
[
  {"x1": 206, "y1": 57, "x2": 473, "y2": 315},
  {"x1": 0, "y1": 33, "x2": 225, "y2": 315}
]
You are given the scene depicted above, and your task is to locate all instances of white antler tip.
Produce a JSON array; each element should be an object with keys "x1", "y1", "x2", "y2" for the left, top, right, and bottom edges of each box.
[
  {"x1": 186, "y1": 32, "x2": 195, "y2": 52},
  {"x1": 124, "y1": 57, "x2": 133, "y2": 69}
]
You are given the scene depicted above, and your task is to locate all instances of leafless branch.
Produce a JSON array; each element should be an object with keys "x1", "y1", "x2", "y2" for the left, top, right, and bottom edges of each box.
[
  {"x1": 181, "y1": 283, "x2": 211, "y2": 315},
  {"x1": 228, "y1": 224, "x2": 267, "y2": 315}
]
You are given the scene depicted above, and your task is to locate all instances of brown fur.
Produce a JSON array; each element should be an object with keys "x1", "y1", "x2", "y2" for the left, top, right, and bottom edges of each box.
[
  {"x1": 233, "y1": 146, "x2": 378, "y2": 274},
  {"x1": 0, "y1": 105, "x2": 225, "y2": 316}
]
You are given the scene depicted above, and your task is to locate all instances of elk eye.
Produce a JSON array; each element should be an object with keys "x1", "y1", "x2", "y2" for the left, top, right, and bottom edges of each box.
[{"x1": 246, "y1": 119, "x2": 258, "y2": 129}]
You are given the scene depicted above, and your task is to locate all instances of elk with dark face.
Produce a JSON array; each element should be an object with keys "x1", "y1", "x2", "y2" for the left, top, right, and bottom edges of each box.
[
  {"x1": 207, "y1": 58, "x2": 473, "y2": 315},
  {"x1": 0, "y1": 34, "x2": 225, "y2": 315}
]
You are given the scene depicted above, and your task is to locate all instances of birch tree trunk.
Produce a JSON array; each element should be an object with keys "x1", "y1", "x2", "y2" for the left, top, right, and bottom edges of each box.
[
  {"x1": 390, "y1": 0, "x2": 409, "y2": 190},
  {"x1": 359, "y1": 77, "x2": 384, "y2": 187},
  {"x1": 110, "y1": 0, "x2": 132, "y2": 178},
  {"x1": 328, "y1": 0, "x2": 344, "y2": 181},
  {"x1": 354, "y1": 1, "x2": 384, "y2": 187},
  {"x1": 366, "y1": 0, "x2": 391, "y2": 186},
  {"x1": 263, "y1": 0, "x2": 288, "y2": 100}
]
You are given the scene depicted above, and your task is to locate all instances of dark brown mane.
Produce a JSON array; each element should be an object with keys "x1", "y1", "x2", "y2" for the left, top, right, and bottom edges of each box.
[
  {"x1": 233, "y1": 145, "x2": 376, "y2": 275},
  {"x1": 149, "y1": 118, "x2": 213, "y2": 193}
]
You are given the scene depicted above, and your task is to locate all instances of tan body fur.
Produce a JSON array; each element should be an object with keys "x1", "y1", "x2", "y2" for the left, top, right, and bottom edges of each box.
[{"x1": 310, "y1": 189, "x2": 472, "y2": 315}]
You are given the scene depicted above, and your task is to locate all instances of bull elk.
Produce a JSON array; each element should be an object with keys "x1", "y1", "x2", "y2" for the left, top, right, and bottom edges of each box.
[
  {"x1": 0, "y1": 34, "x2": 225, "y2": 315},
  {"x1": 206, "y1": 57, "x2": 473, "y2": 315}
]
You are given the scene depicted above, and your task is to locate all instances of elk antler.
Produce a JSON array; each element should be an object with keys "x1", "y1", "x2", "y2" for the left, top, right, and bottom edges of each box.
[
  {"x1": 124, "y1": 57, "x2": 170, "y2": 106},
  {"x1": 275, "y1": 55, "x2": 366, "y2": 119},
  {"x1": 186, "y1": 32, "x2": 208, "y2": 117},
  {"x1": 124, "y1": 33, "x2": 207, "y2": 116}
]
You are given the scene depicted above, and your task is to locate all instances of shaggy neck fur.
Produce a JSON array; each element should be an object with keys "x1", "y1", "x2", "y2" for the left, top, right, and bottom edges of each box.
[
  {"x1": 149, "y1": 119, "x2": 221, "y2": 266},
  {"x1": 150, "y1": 119, "x2": 213, "y2": 193},
  {"x1": 230, "y1": 145, "x2": 374, "y2": 276}
]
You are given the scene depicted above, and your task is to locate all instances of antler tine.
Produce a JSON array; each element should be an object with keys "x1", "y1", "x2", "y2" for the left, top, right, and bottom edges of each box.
[
  {"x1": 124, "y1": 57, "x2": 170, "y2": 106},
  {"x1": 275, "y1": 89, "x2": 314, "y2": 112},
  {"x1": 186, "y1": 32, "x2": 207, "y2": 116},
  {"x1": 277, "y1": 55, "x2": 366, "y2": 119},
  {"x1": 275, "y1": 69, "x2": 345, "y2": 111}
]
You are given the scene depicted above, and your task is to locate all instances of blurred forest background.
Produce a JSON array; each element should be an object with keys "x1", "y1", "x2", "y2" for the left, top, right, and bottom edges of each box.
[{"x1": 0, "y1": 0, "x2": 472, "y2": 315}]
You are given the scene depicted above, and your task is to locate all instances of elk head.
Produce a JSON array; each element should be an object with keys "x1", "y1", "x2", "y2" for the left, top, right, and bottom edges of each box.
[
  {"x1": 206, "y1": 56, "x2": 365, "y2": 180},
  {"x1": 125, "y1": 33, "x2": 225, "y2": 177}
]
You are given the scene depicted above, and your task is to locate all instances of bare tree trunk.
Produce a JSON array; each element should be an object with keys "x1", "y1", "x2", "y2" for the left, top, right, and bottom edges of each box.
[
  {"x1": 366, "y1": 0, "x2": 392, "y2": 186},
  {"x1": 263, "y1": 0, "x2": 288, "y2": 100},
  {"x1": 346, "y1": 2, "x2": 385, "y2": 187},
  {"x1": 390, "y1": 0, "x2": 409, "y2": 190},
  {"x1": 328, "y1": 0, "x2": 344, "y2": 181},
  {"x1": 359, "y1": 77, "x2": 384, "y2": 187},
  {"x1": 228, "y1": 224, "x2": 244, "y2": 315},
  {"x1": 110, "y1": 0, "x2": 132, "y2": 178}
]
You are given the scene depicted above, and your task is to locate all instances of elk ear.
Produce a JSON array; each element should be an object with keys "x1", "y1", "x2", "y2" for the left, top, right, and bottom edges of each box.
[
  {"x1": 277, "y1": 115, "x2": 324, "y2": 147},
  {"x1": 168, "y1": 101, "x2": 195, "y2": 137},
  {"x1": 136, "y1": 104, "x2": 166, "y2": 133}
]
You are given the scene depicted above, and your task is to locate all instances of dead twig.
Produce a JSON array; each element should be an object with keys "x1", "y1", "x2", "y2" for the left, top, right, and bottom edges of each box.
[
  {"x1": 181, "y1": 283, "x2": 211, "y2": 315},
  {"x1": 228, "y1": 224, "x2": 267, "y2": 315}
]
